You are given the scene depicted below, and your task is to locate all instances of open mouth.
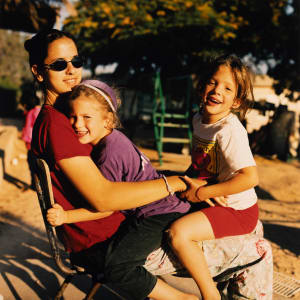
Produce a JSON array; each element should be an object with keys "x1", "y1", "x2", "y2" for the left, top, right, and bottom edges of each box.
[
  {"x1": 207, "y1": 97, "x2": 221, "y2": 105},
  {"x1": 75, "y1": 131, "x2": 88, "y2": 138}
]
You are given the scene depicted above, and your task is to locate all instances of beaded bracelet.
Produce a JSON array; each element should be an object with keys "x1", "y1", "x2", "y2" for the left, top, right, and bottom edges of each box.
[{"x1": 162, "y1": 175, "x2": 175, "y2": 196}]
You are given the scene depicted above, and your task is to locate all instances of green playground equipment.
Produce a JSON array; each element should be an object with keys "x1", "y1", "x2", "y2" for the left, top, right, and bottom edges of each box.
[{"x1": 152, "y1": 70, "x2": 193, "y2": 165}]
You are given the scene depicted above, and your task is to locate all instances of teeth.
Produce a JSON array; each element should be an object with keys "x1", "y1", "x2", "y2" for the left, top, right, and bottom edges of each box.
[
  {"x1": 76, "y1": 131, "x2": 87, "y2": 137},
  {"x1": 210, "y1": 98, "x2": 220, "y2": 104},
  {"x1": 65, "y1": 79, "x2": 76, "y2": 84}
]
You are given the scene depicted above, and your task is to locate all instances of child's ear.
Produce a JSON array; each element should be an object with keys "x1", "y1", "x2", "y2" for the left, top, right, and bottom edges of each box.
[
  {"x1": 104, "y1": 112, "x2": 114, "y2": 129},
  {"x1": 31, "y1": 65, "x2": 44, "y2": 83},
  {"x1": 232, "y1": 98, "x2": 241, "y2": 109}
]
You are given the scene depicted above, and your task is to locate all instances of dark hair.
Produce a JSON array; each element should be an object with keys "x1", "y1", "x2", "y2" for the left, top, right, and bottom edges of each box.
[
  {"x1": 197, "y1": 54, "x2": 255, "y2": 120},
  {"x1": 24, "y1": 29, "x2": 76, "y2": 68},
  {"x1": 20, "y1": 90, "x2": 41, "y2": 110}
]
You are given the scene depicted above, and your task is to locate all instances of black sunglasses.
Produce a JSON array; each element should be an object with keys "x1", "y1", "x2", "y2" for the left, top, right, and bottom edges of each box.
[{"x1": 44, "y1": 56, "x2": 84, "y2": 71}]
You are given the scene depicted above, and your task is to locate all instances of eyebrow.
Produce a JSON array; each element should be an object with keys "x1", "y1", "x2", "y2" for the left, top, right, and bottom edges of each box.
[
  {"x1": 210, "y1": 77, "x2": 235, "y2": 87},
  {"x1": 222, "y1": 80, "x2": 235, "y2": 87}
]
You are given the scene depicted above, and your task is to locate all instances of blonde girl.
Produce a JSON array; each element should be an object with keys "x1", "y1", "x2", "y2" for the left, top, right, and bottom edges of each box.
[{"x1": 48, "y1": 79, "x2": 197, "y2": 300}]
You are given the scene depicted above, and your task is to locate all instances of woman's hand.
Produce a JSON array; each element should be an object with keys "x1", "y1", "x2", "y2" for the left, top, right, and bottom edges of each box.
[
  {"x1": 211, "y1": 196, "x2": 228, "y2": 207},
  {"x1": 179, "y1": 176, "x2": 208, "y2": 202},
  {"x1": 179, "y1": 176, "x2": 228, "y2": 207},
  {"x1": 47, "y1": 203, "x2": 67, "y2": 226}
]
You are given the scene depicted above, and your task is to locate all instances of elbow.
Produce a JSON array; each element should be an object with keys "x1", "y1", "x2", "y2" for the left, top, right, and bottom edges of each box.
[
  {"x1": 94, "y1": 207, "x2": 107, "y2": 213},
  {"x1": 252, "y1": 171, "x2": 259, "y2": 187},
  {"x1": 92, "y1": 203, "x2": 111, "y2": 213},
  {"x1": 91, "y1": 200, "x2": 116, "y2": 213},
  {"x1": 245, "y1": 166, "x2": 259, "y2": 188},
  {"x1": 253, "y1": 176, "x2": 259, "y2": 187}
]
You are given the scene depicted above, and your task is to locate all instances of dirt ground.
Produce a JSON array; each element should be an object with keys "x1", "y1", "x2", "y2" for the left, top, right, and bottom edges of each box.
[{"x1": 0, "y1": 124, "x2": 300, "y2": 298}]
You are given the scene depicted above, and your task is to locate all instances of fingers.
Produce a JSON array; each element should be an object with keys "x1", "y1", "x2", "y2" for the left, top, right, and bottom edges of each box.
[
  {"x1": 52, "y1": 203, "x2": 62, "y2": 209},
  {"x1": 47, "y1": 210, "x2": 58, "y2": 225},
  {"x1": 204, "y1": 198, "x2": 215, "y2": 207},
  {"x1": 179, "y1": 189, "x2": 198, "y2": 202},
  {"x1": 179, "y1": 176, "x2": 207, "y2": 201},
  {"x1": 203, "y1": 196, "x2": 228, "y2": 207},
  {"x1": 179, "y1": 191, "x2": 187, "y2": 199},
  {"x1": 181, "y1": 176, "x2": 193, "y2": 186},
  {"x1": 46, "y1": 213, "x2": 57, "y2": 226},
  {"x1": 212, "y1": 196, "x2": 228, "y2": 207},
  {"x1": 46, "y1": 204, "x2": 64, "y2": 226},
  {"x1": 183, "y1": 176, "x2": 207, "y2": 187}
]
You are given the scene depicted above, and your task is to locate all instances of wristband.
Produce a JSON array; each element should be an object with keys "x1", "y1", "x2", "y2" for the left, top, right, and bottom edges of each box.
[{"x1": 162, "y1": 175, "x2": 175, "y2": 196}]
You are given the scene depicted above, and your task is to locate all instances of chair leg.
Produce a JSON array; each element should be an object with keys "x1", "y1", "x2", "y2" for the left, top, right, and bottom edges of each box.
[
  {"x1": 54, "y1": 274, "x2": 75, "y2": 300},
  {"x1": 84, "y1": 282, "x2": 102, "y2": 300}
]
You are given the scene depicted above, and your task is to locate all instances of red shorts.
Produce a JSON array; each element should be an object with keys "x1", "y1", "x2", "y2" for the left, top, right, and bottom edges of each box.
[{"x1": 201, "y1": 203, "x2": 259, "y2": 239}]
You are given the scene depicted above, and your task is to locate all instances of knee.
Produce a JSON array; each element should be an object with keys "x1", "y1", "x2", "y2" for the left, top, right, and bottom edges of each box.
[{"x1": 167, "y1": 222, "x2": 188, "y2": 250}]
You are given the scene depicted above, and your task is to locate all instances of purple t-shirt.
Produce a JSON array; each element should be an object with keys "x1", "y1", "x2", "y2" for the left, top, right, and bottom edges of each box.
[{"x1": 91, "y1": 129, "x2": 190, "y2": 218}]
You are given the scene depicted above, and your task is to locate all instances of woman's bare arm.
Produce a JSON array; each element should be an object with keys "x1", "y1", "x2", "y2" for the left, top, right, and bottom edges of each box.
[{"x1": 58, "y1": 156, "x2": 190, "y2": 212}]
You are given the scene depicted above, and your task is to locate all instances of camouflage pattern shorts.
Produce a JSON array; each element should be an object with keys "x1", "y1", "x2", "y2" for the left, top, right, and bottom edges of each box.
[{"x1": 144, "y1": 220, "x2": 273, "y2": 299}]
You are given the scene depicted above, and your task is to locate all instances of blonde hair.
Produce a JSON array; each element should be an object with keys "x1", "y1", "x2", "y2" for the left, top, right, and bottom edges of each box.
[{"x1": 69, "y1": 82, "x2": 122, "y2": 129}]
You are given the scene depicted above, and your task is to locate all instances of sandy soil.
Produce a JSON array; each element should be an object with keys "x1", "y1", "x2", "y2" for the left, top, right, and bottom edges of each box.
[{"x1": 0, "y1": 125, "x2": 299, "y2": 297}]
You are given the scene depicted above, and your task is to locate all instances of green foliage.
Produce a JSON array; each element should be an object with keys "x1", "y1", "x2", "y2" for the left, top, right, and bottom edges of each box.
[
  {"x1": 65, "y1": 0, "x2": 240, "y2": 43},
  {"x1": 220, "y1": 0, "x2": 299, "y2": 99},
  {"x1": 0, "y1": 30, "x2": 32, "y2": 87},
  {"x1": 265, "y1": 0, "x2": 300, "y2": 99},
  {"x1": 0, "y1": 30, "x2": 34, "y2": 116},
  {"x1": 64, "y1": 1, "x2": 243, "y2": 68},
  {"x1": 0, "y1": 78, "x2": 18, "y2": 91},
  {"x1": 63, "y1": 0, "x2": 299, "y2": 97}
]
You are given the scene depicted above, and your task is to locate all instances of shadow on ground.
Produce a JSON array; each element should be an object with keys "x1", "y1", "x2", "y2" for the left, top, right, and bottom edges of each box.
[
  {"x1": 255, "y1": 186, "x2": 276, "y2": 200},
  {"x1": 0, "y1": 211, "x2": 92, "y2": 299},
  {"x1": 263, "y1": 222, "x2": 300, "y2": 255},
  {"x1": 0, "y1": 148, "x2": 31, "y2": 191}
]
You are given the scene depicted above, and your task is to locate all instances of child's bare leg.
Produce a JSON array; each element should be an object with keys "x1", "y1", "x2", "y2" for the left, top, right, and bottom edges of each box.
[
  {"x1": 149, "y1": 277, "x2": 199, "y2": 300},
  {"x1": 168, "y1": 211, "x2": 221, "y2": 300}
]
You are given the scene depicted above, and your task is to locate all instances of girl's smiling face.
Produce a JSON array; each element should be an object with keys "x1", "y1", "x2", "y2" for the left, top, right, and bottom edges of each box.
[
  {"x1": 69, "y1": 96, "x2": 112, "y2": 145},
  {"x1": 202, "y1": 65, "x2": 240, "y2": 124}
]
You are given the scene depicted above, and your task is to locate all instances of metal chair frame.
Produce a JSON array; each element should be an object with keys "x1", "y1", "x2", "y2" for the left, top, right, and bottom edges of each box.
[{"x1": 33, "y1": 158, "x2": 101, "y2": 300}]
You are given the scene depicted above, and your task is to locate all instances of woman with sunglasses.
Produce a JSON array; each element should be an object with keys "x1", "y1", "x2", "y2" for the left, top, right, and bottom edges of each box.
[{"x1": 25, "y1": 29, "x2": 199, "y2": 300}]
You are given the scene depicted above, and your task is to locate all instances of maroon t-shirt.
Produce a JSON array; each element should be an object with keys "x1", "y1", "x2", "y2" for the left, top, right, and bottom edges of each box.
[{"x1": 31, "y1": 105, "x2": 125, "y2": 253}]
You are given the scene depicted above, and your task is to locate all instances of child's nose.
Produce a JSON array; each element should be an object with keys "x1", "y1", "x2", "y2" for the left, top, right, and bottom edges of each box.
[
  {"x1": 214, "y1": 84, "x2": 222, "y2": 94},
  {"x1": 74, "y1": 117, "x2": 83, "y2": 128}
]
